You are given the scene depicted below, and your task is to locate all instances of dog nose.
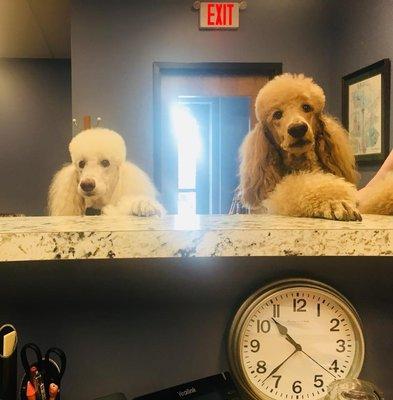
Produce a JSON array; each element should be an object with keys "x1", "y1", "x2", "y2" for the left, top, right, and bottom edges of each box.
[
  {"x1": 288, "y1": 123, "x2": 308, "y2": 138},
  {"x1": 80, "y1": 179, "x2": 96, "y2": 192}
]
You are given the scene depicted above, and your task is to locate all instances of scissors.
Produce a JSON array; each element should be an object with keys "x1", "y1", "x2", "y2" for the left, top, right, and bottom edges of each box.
[{"x1": 21, "y1": 343, "x2": 66, "y2": 384}]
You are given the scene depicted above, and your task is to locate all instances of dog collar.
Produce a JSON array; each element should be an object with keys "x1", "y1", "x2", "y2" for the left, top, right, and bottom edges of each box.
[{"x1": 85, "y1": 207, "x2": 102, "y2": 216}]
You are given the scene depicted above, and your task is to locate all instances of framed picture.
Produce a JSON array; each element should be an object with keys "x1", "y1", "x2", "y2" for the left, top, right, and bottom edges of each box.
[{"x1": 342, "y1": 59, "x2": 390, "y2": 163}]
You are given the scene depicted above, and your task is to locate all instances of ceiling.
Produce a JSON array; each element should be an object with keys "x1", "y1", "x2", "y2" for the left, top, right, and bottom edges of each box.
[{"x1": 0, "y1": 0, "x2": 70, "y2": 59}]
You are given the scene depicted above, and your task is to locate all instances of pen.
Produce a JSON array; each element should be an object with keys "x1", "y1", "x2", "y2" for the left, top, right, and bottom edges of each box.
[
  {"x1": 49, "y1": 383, "x2": 59, "y2": 400},
  {"x1": 32, "y1": 370, "x2": 47, "y2": 400},
  {"x1": 26, "y1": 381, "x2": 37, "y2": 400},
  {"x1": 30, "y1": 366, "x2": 38, "y2": 391}
]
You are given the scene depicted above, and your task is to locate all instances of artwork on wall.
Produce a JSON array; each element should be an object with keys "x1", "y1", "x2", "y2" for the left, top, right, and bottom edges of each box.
[{"x1": 342, "y1": 59, "x2": 390, "y2": 163}]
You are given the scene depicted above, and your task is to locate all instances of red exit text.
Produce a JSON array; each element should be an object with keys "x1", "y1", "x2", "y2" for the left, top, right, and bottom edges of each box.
[{"x1": 199, "y1": 2, "x2": 240, "y2": 29}]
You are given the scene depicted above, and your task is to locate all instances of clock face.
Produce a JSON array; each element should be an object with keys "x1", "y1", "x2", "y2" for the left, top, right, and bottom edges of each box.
[{"x1": 228, "y1": 280, "x2": 365, "y2": 400}]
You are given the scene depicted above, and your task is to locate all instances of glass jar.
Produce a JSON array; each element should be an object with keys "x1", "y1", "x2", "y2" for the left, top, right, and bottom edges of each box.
[{"x1": 325, "y1": 379, "x2": 384, "y2": 400}]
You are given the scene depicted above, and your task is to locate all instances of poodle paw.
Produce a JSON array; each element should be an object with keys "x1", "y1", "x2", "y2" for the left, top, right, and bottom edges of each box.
[
  {"x1": 315, "y1": 200, "x2": 362, "y2": 221},
  {"x1": 102, "y1": 204, "x2": 122, "y2": 216},
  {"x1": 130, "y1": 199, "x2": 164, "y2": 217},
  {"x1": 102, "y1": 199, "x2": 164, "y2": 217}
]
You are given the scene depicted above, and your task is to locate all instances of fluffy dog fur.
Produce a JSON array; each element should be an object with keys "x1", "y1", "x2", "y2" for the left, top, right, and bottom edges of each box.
[
  {"x1": 48, "y1": 128, "x2": 164, "y2": 217},
  {"x1": 239, "y1": 73, "x2": 362, "y2": 221}
]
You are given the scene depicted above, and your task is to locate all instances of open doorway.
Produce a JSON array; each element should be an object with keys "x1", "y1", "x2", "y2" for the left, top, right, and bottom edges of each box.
[{"x1": 154, "y1": 63, "x2": 282, "y2": 214}]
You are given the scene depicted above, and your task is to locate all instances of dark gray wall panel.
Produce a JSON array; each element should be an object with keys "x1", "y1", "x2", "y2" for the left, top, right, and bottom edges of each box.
[{"x1": 0, "y1": 257, "x2": 391, "y2": 399}]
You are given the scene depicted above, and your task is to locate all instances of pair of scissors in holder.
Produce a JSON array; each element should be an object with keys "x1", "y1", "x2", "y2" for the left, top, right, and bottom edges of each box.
[{"x1": 21, "y1": 343, "x2": 66, "y2": 399}]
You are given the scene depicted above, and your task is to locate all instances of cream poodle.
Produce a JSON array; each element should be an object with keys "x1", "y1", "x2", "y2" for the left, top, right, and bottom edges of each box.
[
  {"x1": 48, "y1": 128, "x2": 164, "y2": 217},
  {"x1": 239, "y1": 73, "x2": 362, "y2": 221}
]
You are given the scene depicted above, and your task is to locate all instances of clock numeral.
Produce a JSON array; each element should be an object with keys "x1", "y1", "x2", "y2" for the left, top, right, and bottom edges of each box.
[
  {"x1": 257, "y1": 320, "x2": 271, "y2": 333},
  {"x1": 329, "y1": 359, "x2": 339, "y2": 374},
  {"x1": 317, "y1": 303, "x2": 321, "y2": 317},
  {"x1": 293, "y1": 298, "x2": 307, "y2": 312},
  {"x1": 250, "y1": 339, "x2": 260, "y2": 353},
  {"x1": 272, "y1": 375, "x2": 281, "y2": 389},
  {"x1": 336, "y1": 339, "x2": 346, "y2": 353},
  {"x1": 273, "y1": 304, "x2": 280, "y2": 318},
  {"x1": 330, "y1": 318, "x2": 340, "y2": 332},
  {"x1": 314, "y1": 375, "x2": 324, "y2": 388},
  {"x1": 256, "y1": 360, "x2": 267, "y2": 374},
  {"x1": 292, "y1": 380, "x2": 302, "y2": 394}
]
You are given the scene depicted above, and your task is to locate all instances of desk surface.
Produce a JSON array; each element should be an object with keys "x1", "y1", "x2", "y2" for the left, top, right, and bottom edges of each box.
[{"x1": 0, "y1": 214, "x2": 392, "y2": 261}]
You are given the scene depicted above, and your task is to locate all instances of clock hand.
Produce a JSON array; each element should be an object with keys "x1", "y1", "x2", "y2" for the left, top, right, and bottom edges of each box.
[
  {"x1": 272, "y1": 318, "x2": 302, "y2": 351},
  {"x1": 271, "y1": 319, "x2": 336, "y2": 378},
  {"x1": 271, "y1": 318, "x2": 288, "y2": 335},
  {"x1": 284, "y1": 334, "x2": 302, "y2": 351},
  {"x1": 261, "y1": 348, "x2": 299, "y2": 384},
  {"x1": 301, "y1": 350, "x2": 336, "y2": 378}
]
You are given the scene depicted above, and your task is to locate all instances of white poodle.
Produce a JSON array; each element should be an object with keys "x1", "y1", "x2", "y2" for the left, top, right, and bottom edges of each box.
[{"x1": 48, "y1": 128, "x2": 164, "y2": 217}]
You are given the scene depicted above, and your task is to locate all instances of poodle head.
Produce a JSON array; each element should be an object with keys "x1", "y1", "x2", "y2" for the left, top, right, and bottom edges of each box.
[
  {"x1": 69, "y1": 128, "x2": 126, "y2": 200},
  {"x1": 255, "y1": 73, "x2": 326, "y2": 155},
  {"x1": 239, "y1": 73, "x2": 357, "y2": 209}
]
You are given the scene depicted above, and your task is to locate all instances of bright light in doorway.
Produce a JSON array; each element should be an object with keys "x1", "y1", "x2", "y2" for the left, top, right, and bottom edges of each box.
[{"x1": 170, "y1": 103, "x2": 201, "y2": 215}]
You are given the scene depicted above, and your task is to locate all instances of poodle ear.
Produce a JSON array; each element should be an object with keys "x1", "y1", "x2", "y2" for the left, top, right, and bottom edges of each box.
[
  {"x1": 239, "y1": 122, "x2": 283, "y2": 209},
  {"x1": 48, "y1": 163, "x2": 85, "y2": 216},
  {"x1": 316, "y1": 114, "x2": 359, "y2": 185}
]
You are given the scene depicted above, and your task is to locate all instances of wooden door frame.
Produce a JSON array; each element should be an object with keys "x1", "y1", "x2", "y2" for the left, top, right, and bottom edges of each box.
[{"x1": 153, "y1": 62, "x2": 283, "y2": 191}]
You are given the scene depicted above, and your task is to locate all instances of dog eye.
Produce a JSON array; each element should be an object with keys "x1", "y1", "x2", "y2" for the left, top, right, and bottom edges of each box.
[
  {"x1": 273, "y1": 110, "x2": 283, "y2": 120},
  {"x1": 302, "y1": 104, "x2": 313, "y2": 112},
  {"x1": 101, "y1": 159, "x2": 110, "y2": 168},
  {"x1": 78, "y1": 160, "x2": 86, "y2": 169}
]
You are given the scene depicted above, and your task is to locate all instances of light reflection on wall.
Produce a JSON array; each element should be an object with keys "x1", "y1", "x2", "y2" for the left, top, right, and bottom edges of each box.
[{"x1": 170, "y1": 103, "x2": 201, "y2": 215}]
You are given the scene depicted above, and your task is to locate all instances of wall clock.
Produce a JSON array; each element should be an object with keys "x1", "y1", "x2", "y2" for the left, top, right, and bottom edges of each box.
[{"x1": 228, "y1": 279, "x2": 365, "y2": 400}]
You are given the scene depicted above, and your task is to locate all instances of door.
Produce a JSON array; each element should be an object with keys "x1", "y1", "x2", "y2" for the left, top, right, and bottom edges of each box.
[{"x1": 154, "y1": 63, "x2": 282, "y2": 214}]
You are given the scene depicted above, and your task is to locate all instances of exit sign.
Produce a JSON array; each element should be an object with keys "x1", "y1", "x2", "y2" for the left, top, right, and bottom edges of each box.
[{"x1": 199, "y1": 2, "x2": 240, "y2": 29}]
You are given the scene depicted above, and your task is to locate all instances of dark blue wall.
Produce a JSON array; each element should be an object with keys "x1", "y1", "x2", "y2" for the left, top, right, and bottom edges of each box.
[
  {"x1": 71, "y1": 0, "x2": 336, "y2": 178},
  {"x1": 330, "y1": 0, "x2": 393, "y2": 185},
  {"x1": 0, "y1": 59, "x2": 71, "y2": 215},
  {"x1": 71, "y1": 1, "x2": 393, "y2": 187},
  {"x1": 2, "y1": 2, "x2": 391, "y2": 212}
]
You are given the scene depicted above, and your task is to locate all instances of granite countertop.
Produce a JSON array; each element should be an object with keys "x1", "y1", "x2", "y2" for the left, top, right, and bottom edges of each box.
[{"x1": 0, "y1": 214, "x2": 392, "y2": 261}]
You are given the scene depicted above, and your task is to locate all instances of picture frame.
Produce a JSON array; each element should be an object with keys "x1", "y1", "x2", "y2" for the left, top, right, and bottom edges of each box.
[{"x1": 342, "y1": 59, "x2": 390, "y2": 163}]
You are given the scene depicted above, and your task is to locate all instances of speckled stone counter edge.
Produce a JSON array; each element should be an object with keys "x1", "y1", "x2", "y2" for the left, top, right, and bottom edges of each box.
[{"x1": 0, "y1": 214, "x2": 392, "y2": 261}]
